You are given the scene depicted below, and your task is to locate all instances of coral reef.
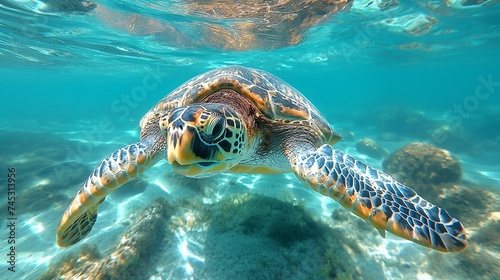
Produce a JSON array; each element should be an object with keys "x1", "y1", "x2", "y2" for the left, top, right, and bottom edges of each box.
[
  {"x1": 382, "y1": 142, "x2": 461, "y2": 198},
  {"x1": 41, "y1": 199, "x2": 171, "y2": 280},
  {"x1": 41, "y1": 174, "x2": 496, "y2": 280},
  {"x1": 204, "y1": 193, "x2": 366, "y2": 280},
  {"x1": 381, "y1": 141, "x2": 500, "y2": 280},
  {"x1": 355, "y1": 138, "x2": 389, "y2": 159},
  {"x1": 42, "y1": 191, "x2": 376, "y2": 279},
  {"x1": 381, "y1": 142, "x2": 499, "y2": 225}
]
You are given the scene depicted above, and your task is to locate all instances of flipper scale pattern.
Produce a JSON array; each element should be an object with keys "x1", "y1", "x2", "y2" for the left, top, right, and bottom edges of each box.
[
  {"x1": 293, "y1": 144, "x2": 467, "y2": 253},
  {"x1": 56, "y1": 142, "x2": 157, "y2": 247}
]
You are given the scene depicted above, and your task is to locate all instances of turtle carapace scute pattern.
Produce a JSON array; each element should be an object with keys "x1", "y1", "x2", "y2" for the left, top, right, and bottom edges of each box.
[{"x1": 56, "y1": 66, "x2": 467, "y2": 253}]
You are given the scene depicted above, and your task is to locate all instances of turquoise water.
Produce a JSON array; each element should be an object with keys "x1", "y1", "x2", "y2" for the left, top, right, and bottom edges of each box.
[{"x1": 1, "y1": 0, "x2": 500, "y2": 279}]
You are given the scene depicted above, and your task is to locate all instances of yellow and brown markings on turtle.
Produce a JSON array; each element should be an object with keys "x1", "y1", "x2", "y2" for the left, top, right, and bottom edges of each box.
[{"x1": 140, "y1": 67, "x2": 338, "y2": 148}]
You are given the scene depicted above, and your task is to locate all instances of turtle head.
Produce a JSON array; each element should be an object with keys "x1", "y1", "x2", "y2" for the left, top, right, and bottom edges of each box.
[{"x1": 160, "y1": 103, "x2": 247, "y2": 177}]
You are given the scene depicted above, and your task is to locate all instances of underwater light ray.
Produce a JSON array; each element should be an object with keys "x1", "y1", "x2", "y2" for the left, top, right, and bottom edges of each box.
[
  {"x1": 25, "y1": 217, "x2": 45, "y2": 234},
  {"x1": 154, "y1": 180, "x2": 171, "y2": 193},
  {"x1": 176, "y1": 228, "x2": 205, "y2": 262}
]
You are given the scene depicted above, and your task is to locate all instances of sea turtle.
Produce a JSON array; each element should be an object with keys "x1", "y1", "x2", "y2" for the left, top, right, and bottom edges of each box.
[{"x1": 56, "y1": 66, "x2": 467, "y2": 252}]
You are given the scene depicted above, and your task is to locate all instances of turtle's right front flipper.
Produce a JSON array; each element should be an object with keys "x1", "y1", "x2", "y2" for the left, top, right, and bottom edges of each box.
[{"x1": 56, "y1": 142, "x2": 159, "y2": 247}]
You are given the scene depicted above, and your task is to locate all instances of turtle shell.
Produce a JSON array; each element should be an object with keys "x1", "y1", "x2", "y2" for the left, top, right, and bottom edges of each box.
[{"x1": 141, "y1": 66, "x2": 340, "y2": 145}]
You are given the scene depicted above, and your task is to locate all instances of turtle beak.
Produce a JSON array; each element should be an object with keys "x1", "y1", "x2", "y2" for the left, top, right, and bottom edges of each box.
[{"x1": 166, "y1": 120, "x2": 199, "y2": 165}]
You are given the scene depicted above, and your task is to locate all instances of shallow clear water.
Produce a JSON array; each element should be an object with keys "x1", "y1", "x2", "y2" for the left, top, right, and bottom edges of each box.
[{"x1": 1, "y1": 1, "x2": 499, "y2": 279}]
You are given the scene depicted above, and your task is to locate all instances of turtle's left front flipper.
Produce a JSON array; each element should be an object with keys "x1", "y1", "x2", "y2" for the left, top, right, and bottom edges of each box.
[
  {"x1": 56, "y1": 141, "x2": 160, "y2": 247},
  {"x1": 291, "y1": 144, "x2": 467, "y2": 253}
]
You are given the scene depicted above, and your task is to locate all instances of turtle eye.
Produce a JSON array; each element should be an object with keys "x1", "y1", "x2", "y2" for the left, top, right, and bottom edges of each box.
[{"x1": 200, "y1": 113, "x2": 225, "y2": 142}]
